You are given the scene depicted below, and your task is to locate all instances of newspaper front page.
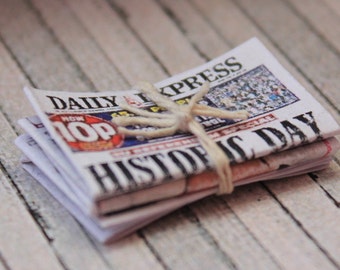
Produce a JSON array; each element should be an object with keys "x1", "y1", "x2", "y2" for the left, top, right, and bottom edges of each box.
[
  {"x1": 21, "y1": 38, "x2": 340, "y2": 213},
  {"x1": 16, "y1": 123, "x2": 339, "y2": 215},
  {"x1": 15, "y1": 131, "x2": 339, "y2": 242}
]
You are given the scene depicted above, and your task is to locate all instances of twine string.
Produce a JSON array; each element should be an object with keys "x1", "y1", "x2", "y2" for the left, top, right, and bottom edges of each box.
[{"x1": 113, "y1": 81, "x2": 249, "y2": 194}]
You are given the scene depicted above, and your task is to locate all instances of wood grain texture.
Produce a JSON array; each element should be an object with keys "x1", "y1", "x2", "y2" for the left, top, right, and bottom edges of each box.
[
  {"x1": 0, "y1": 42, "x2": 34, "y2": 132},
  {"x1": 0, "y1": 1, "x2": 160, "y2": 269},
  {"x1": 0, "y1": 258, "x2": 8, "y2": 270},
  {"x1": 265, "y1": 174, "x2": 340, "y2": 266},
  {"x1": 0, "y1": 0, "x2": 90, "y2": 91},
  {"x1": 322, "y1": 0, "x2": 340, "y2": 18},
  {"x1": 191, "y1": 0, "x2": 340, "y2": 123},
  {"x1": 226, "y1": 184, "x2": 338, "y2": 270},
  {"x1": 91, "y1": 235, "x2": 163, "y2": 270},
  {"x1": 189, "y1": 197, "x2": 281, "y2": 269},
  {"x1": 159, "y1": 0, "x2": 229, "y2": 60},
  {"x1": 0, "y1": 106, "x2": 113, "y2": 270},
  {"x1": 310, "y1": 160, "x2": 340, "y2": 205},
  {"x1": 188, "y1": 0, "x2": 340, "y2": 205},
  {"x1": 0, "y1": 126, "x2": 62, "y2": 270},
  {"x1": 31, "y1": 0, "x2": 129, "y2": 91},
  {"x1": 64, "y1": 0, "x2": 167, "y2": 85},
  {"x1": 284, "y1": 0, "x2": 340, "y2": 55},
  {"x1": 0, "y1": 0, "x2": 339, "y2": 269},
  {"x1": 113, "y1": 0, "x2": 204, "y2": 74},
  {"x1": 235, "y1": 0, "x2": 340, "y2": 109}
]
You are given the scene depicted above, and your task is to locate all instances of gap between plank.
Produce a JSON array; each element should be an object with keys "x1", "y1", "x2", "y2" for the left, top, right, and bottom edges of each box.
[
  {"x1": 281, "y1": 0, "x2": 340, "y2": 57},
  {"x1": 261, "y1": 182, "x2": 340, "y2": 269},
  {"x1": 106, "y1": 0, "x2": 172, "y2": 78},
  {"x1": 26, "y1": 0, "x2": 98, "y2": 91},
  {"x1": 230, "y1": 0, "x2": 340, "y2": 115}
]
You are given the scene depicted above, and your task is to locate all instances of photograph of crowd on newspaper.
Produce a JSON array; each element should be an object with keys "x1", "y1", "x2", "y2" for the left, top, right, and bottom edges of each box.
[
  {"x1": 205, "y1": 65, "x2": 299, "y2": 119},
  {"x1": 104, "y1": 65, "x2": 300, "y2": 149}
]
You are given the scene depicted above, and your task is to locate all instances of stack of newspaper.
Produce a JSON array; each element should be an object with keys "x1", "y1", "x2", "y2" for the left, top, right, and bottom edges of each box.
[{"x1": 15, "y1": 38, "x2": 340, "y2": 243}]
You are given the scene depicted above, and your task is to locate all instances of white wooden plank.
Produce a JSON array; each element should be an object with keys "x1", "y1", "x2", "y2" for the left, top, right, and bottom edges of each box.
[
  {"x1": 0, "y1": 119, "x2": 64, "y2": 270},
  {"x1": 0, "y1": 173, "x2": 62, "y2": 270},
  {"x1": 0, "y1": 1, "x2": 161, "y2": 268},
  {"x1": 92, "y1": 235, "x2": 163, "y2": 270},
  {"x1": 310, "y1": 161, "x2": 340, "y2": 205},
  {"x1": 322, "y1": 0, "x2": 340, "y2": 18},
  {"x1": 0, "y1": 0, "x2": 89, "y2": 91},
  {"x1": 225, "y1": 183, "x2": 337, "y2": 270},
  {"x1": 141, "y1": 209, "x2": 238, "y2": 269},
  {"x1": 234, "y1": 0, "x2": 340, "y2": 110},
  {"x1": 189, "y1": 197, "x2": 281, "y2": 269},
  {"x1": 0, "y1": 42, "x2": 34, "y2": 131},
  {"x1": 284, "y1": 0, "x2": 340, "y2": 54},
  {"x1": 191, "y1": 0, "x2": 255, "y2": 46},
  {"x1": 31, "y1": 0, "x2": 129, "y2": 91},
  {"x1": 265, "y1": 174, "x2": 340, "y2": 266},
  {"x1": 0, "y1": 259, "x2": 7, "y2": 270},
  {"x1": 190, "y1": 0, "x2": 340, "y2": 123},
  {"x1": 159, "y1": 0, "x2": 229, "y2": 60},
  {"x1": 113, "y1": 0, "x2": 204, "y2": 74},
  {"x1": 64, "y1": 0, "x2": 167, "y2": 85}
]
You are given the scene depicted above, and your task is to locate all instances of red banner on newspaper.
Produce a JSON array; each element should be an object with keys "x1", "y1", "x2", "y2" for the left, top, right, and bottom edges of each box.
[{"x1": 50, "y1": 114, "x2": 124, "y2": 152}]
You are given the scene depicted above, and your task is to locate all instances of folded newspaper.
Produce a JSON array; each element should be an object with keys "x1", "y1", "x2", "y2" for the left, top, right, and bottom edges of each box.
[{"x1": 15, "y1": 38, "x2": 340, "y2": 243}]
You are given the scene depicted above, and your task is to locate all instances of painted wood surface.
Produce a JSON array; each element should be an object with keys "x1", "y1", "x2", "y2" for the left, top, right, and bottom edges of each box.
[{"x1": 0, "y1": 0, "x2": 339, "y2": 269}]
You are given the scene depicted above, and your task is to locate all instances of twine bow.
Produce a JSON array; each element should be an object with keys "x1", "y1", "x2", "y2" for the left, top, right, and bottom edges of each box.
[{"x1": 113, "y1": 81, "x2": 249, "y2": 194}]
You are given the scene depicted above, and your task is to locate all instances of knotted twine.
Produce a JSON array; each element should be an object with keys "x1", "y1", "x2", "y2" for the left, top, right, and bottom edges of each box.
[{"x1": 113, "y1": 81, "x2": 249, "y2": 194}]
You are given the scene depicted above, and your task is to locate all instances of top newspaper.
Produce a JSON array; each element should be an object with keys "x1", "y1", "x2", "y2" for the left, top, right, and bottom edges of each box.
[{"x1": 24, "y1": 38, "x2": 340, "y2": 206}]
